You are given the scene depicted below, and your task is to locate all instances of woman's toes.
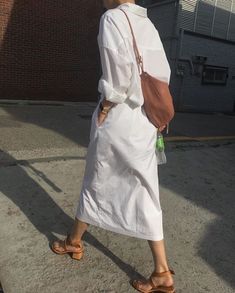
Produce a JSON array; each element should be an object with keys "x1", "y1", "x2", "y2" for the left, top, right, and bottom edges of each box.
[
  {"x1": 132, "y1": 279, "x2": 151, "y2": 291},
  {"x1": 52, "y1": 240, "x2": 60, "y2": 248},
  {"x1": 52, "y1": 240, "x2": 64, "y2": 252},
  {"x1": 132, "y1": 279, "x2": 142, "y2": 289}
]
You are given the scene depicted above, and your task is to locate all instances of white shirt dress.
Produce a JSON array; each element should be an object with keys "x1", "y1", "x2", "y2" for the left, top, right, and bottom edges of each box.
[{"x1": 76, "y1": 3, "x2": 171, "y2": 241}]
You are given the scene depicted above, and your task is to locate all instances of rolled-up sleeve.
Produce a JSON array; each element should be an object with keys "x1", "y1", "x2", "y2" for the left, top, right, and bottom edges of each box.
[{"x1": 97, "y1": 14, "x2": 132, "y2": 104}]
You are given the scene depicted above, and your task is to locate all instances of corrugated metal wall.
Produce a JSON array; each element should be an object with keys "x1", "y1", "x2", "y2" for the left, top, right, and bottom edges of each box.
[
  {"x1": 213, "y1": 0, "x2": 231, "y2": 38},
  {"x1": 196, "y1": 0, "x2": 215, "y2": 35},
  {"x1": 229, "y1": 1, "x2": 235, "y2": 39},
  {"x1": 179, "y1": 0, "x2": 197, "y2": 31},
  {"x1": 179, "y1": 0, "x2": 235, "y2": 41}
]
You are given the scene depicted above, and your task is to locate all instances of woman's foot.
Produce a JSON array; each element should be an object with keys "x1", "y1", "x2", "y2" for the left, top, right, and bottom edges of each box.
[
  {"x1": 51, "y1": 234, "x2": 84, "y2": 260},
  {"x1": 132, "y1": 269, "x2": 175, "y2": 293}
]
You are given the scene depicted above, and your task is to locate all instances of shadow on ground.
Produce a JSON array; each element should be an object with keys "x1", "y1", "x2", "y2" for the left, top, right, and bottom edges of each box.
[{"x1": 0, "y1": 151, "x2": 142, "y2": 282}]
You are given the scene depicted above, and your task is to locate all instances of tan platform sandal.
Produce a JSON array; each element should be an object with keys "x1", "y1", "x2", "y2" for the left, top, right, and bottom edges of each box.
[
  {"x1": 131, "y1": 268, "x2": 176, "y2": 293},
  {"x1": 50, "y1": 234, "x2": 84, "y2": 260}
]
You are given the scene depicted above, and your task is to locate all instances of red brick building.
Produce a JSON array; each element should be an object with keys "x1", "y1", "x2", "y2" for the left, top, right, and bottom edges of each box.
[{"x1": 0, "y1": 0, "x2": 103, "y2": 101}]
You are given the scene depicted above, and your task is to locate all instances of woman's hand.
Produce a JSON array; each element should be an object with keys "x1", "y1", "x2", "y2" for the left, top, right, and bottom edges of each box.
[
  {"x1": 159, "y1": 125, "x2": 166, "y2": 132},
  {"x1": 97, "y1": 99, "x2": 115, "y2": 127},
  {"x1": 97, "y1": 110, "x2": 108, "y2": 127}
]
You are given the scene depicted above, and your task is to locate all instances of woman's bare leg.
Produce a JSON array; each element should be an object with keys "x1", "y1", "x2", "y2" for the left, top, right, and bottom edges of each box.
[
  {"x1": 136, "y1": 239, "x2": 174, "y2": 291},
  {"x1": 148, "y1": 239, "x2": 171, "y2": 273},
  {"x1": 69, "y1": 217, "x2": 89, "y2": 244}
]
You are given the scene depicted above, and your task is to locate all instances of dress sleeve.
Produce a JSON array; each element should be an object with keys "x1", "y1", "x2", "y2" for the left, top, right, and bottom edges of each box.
[{"x1": 97, "y1": 14, "x2": 132, "y2": 104}]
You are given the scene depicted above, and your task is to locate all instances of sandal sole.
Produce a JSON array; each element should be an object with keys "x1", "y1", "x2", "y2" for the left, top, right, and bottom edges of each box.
[
  {"x1": 131, "y1": 280, "x2": 176, "y2": 293},
  {"x1": 50, "y1": 244, "x2": 84, "y2": 260}
]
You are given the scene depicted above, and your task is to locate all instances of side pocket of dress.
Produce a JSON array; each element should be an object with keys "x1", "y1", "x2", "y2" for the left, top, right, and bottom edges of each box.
[
  {"x1": 95, "y1": 100, "x2": 112, "y2": 129},
  {"x1": 89, "y1": 105, "x2": 100, "y2": 142}
]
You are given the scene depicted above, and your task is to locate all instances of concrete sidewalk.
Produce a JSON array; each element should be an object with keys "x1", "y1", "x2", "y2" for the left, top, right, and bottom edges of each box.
[{"x1": 0, "y1": 104, "x2": 234, "y2": 293}]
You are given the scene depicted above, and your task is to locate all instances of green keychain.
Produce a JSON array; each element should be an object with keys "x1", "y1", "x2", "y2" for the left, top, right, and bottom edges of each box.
[{"x1": 156, "y1": 130, "x2": 165, "y2": 152}]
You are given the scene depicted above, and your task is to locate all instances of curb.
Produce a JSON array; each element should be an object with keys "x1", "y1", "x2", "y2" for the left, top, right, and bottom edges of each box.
[{"x1": 165, "y1": 135, "x2": 235, "y2": 142}]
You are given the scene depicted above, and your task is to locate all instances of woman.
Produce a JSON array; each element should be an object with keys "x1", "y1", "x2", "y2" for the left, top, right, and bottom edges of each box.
[{"x1": 51, "y1": 1, "x2": 175, "y2": 292}]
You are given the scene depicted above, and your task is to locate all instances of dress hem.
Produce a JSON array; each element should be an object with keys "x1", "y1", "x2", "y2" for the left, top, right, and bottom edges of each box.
[{"x1": 76, "y1": 215, "x2": 164, "y2": 242}]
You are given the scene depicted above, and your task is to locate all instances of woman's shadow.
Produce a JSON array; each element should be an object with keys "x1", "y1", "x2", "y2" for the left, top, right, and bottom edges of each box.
[{"x1": 0, "y1": 150, "x2": 142, "y2": 280}]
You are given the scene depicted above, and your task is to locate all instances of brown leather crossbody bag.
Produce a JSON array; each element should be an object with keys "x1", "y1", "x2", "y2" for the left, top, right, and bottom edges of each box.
[{"x1": 119, "y1": 8, "x2": 175, "y2": 133}]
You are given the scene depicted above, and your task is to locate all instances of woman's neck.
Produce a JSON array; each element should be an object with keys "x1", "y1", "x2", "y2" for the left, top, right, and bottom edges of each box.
[{"x1": 117, "y1": 0, "x2": 135, "y2": 5}]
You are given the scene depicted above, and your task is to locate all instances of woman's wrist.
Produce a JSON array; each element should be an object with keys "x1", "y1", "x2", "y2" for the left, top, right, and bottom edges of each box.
[
  {"x1": 100, "y1": 99, "x2": 115, "y2": 114},
  {"x1": 99, "y1": 102, "x2": 111, "y2": 115}
]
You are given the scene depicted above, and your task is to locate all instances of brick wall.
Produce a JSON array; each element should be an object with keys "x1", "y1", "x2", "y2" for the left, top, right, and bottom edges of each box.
[{"x1": 0, "y1": 0, "x2": 103, "y2": 101}]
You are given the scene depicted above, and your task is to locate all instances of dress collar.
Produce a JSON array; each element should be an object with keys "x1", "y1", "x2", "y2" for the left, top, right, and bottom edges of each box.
[{"x1": 117, "y1": 2, "x2": 147, "y2": 17}]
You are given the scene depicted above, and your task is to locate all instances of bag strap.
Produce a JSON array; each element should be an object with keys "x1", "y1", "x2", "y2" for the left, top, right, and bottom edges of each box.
[{"x1": 119, "y1": 8, "x2": 144, "y2": 74}]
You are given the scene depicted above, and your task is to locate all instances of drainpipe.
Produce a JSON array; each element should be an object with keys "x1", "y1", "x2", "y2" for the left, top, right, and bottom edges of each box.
[
  {"x1": 177, "y1": 28, "x2": 195, "y2": 75},
  {"x1": 169, "y1": 0, "x2": 180, "y2": 59},
  {"x1": 175, "y1": 28, "x2": 195, "y2": 110}
]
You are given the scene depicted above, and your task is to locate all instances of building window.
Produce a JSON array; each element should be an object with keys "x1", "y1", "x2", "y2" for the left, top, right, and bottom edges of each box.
[{"x1": 202, "y1": 65, "x2": 228, "y2": 85}]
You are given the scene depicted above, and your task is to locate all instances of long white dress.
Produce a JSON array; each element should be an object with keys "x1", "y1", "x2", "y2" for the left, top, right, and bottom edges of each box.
[{"x1": 76, "y1": 3, "x2": 171, "y2": 241}]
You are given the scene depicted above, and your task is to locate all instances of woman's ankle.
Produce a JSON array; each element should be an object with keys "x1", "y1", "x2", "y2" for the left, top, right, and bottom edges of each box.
[
  {"x1": 67, "y1": 234, "x2": 82, "y2": 245},
  {"x1": 151, "y1": 268, "x2": 174, "y2": 287},
  {"x1": 154, "y1": 264, "x2": 170, "y2": 274}
]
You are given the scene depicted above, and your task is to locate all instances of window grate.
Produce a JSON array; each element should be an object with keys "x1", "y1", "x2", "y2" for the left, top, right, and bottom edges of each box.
[{"x1": 202, "y1": 65, "x2": 228, "y2": 85}]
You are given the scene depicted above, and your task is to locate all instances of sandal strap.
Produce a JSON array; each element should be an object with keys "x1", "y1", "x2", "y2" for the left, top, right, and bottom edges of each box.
[
  {"x1": 65, "y1": 234, "x2": 83, "y2": 250},
  {"x1": 64, "y1": 236, "x2": 70, "y2": 250},
  {"x1": 149, "y1": 277, "x2": 156, "y2": 289},
  {"x1": 151, "y1": 268, "x2": 175, "y2": 278},
  {"x1": 149, "y1": 269, "x2": 175, "y2": 291}
]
